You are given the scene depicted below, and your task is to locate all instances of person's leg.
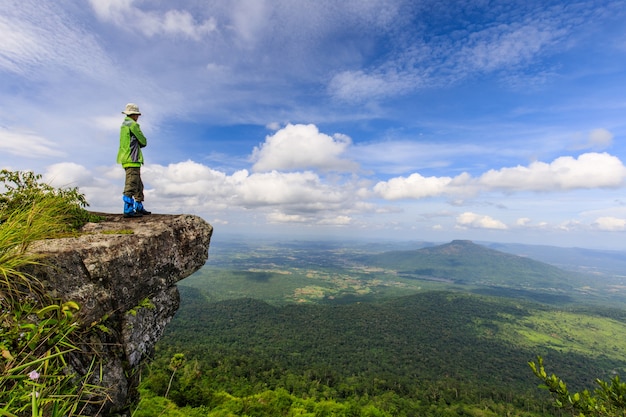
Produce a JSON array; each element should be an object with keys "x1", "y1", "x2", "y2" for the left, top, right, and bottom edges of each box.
[
  {"x1": 134, "y1": 171, "x2": 144, "y2": 202},
  {"x1": 123, "y1": 167, "x2": 142, "y2": 217},
  {"x1": 123, "y1": 167, "x2": 141, "y2": 197},
  {"x1": 132, "y1": 169, "x2": 151, "y2": 215}
]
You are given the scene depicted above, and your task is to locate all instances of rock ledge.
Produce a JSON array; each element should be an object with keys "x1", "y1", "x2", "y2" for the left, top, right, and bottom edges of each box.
[{"x1": 28, "y1": 213, "x2": 213, "y2": 415}]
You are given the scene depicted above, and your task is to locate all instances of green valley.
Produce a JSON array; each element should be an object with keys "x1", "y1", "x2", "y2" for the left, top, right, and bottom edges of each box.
[{"x1": 134, "y1": 239, "x2": 626, "y2": 416}]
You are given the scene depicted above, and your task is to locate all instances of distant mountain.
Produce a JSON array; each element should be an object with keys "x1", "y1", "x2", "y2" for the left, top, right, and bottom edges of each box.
[
  {"x1": 359, "y1": 239, "x2": 588, "y2": 292},
  {"x1": 486, "y1": 242, "x2": 626, "y2": 275}
]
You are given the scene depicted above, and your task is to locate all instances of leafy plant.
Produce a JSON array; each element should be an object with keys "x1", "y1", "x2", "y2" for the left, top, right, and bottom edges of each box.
[
  {"x1": 0, "y1": 169, "x2": 100, "y2": 230},
  {"x1": 165, "y1": 354, "x2": 186, "y2": 399},
  {"x1": 0, "y1": 300, "x2": 107, "y2": 416},
  {"x1": 529, "y1": 356, "x2": 626, "y2": 416},
  {"x1": 0, "y1": 174, "x2": 108, "y2": 416},
  {"x1": 0, "y1": 193, "x2": 77, "y2": 307}
]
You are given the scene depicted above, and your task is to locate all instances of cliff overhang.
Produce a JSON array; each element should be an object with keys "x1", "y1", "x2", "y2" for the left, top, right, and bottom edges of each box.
[{"x1": 27, "y1": 213, "x2": 213, "y2": 415}]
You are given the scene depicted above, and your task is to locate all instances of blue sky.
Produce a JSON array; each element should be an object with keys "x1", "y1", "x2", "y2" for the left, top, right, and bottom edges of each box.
[{"x1": 2, "y1": 0, "x2": 626, "y2": 249}]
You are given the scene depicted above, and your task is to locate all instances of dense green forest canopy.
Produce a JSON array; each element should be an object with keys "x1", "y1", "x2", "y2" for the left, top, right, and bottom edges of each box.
[{"x1": 135, "y1": 239, "x2": 626, "y2": 416}]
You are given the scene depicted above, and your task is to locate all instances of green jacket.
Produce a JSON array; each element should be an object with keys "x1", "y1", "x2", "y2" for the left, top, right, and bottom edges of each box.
[{"x1": 117, "y1": 117, "x2": 147, "y2": 168}]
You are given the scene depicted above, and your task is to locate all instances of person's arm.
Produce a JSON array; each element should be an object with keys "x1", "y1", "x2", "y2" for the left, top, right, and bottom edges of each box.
[{"x1": 131, "y1": 123, "x2": 148, "y2": 147}]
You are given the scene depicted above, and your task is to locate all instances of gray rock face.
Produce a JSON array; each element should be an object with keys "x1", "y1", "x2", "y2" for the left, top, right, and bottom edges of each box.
[{"x1": 27, "y1": 213, "x2": 213, "y2": 415}]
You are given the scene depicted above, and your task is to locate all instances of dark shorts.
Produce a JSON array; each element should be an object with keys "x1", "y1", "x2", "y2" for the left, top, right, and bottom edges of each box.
[{"x1": 123, "y1": 167, "x2": 144, "y2": 202}]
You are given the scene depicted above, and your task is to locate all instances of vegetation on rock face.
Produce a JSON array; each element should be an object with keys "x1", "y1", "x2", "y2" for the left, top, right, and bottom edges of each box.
[{"x1": 0, "y1": 170, "x2": 107, "y2": 416}]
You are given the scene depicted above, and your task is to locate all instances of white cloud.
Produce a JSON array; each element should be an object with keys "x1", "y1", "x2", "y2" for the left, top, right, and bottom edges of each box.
[
  {"x1": 328, "y1": 9, "x2": 569, "y2": 102},
  {"x1": 89, "y1": 0, "x2": 216, "y2": 40},
  {"x1": 266, "y1": 212, "x2": 309, "y2": 224},
  {"x1": 0, "y1": 1, "x2": 113, "y2": 78},
  {"x1": 319, "y1": 215, "x2": 352, "y2": 225},
  {"x1": 479, "y1": 152, "x2": 626, "y2": 191},
  {"x1": 145, "y1": 161, "x2": 230, "y2": 201},
  {"x1": 456, "y1": 23, "x2": 561, "y2": 73},
  {"x1": 141, "y1": 160, "x2": 360, "y2": 218},
  {"x1": 373, "y1": 173, "x2": 453, "y2": 200},
  {"x1": 328, "y1": 69, "x2": 416, "y2": 102},
  {"x1": 0, "y1": 14, "x2": 43, "y2": 75},
  {"x1": 592, "y1": 216, "x2": 626, "y2": 231},
  {"x1": 0, "y1": 128, "x2": 65, "y2": 158},
  {"x1": 588, "y1": 128, "x2": 613, "y2": 149},
  {"x1": 265, "y1": 122, "x2": 281, "y2": 131},
  {"x1": 569, "y1": 128, "x2": 614, "y2": 151},
  {"x1": 44, "y1": 162, "x2": 94, "y2": 188},
  {"x1": 373, "y1": 172, "x2": 472, "y2": 200},
  {"x1": 39, "y1": 163, "x2": 120, "y2": 211},
  {"x1": 375, "y1": 152, "x2": 626, "y2": 201},
  {"x1": 251, "y1": 124, "x2": 358, "y2": 173},
  {"x1": 266, "y1": 211, "x2": 352, "y2": 226},
  {"x1": 556, "y1": 220, "x2": 585, "y2": 232},
  {"x1": 232, "y1": 170, "x2": 346, "y2": 209},
  {"x1": 456, "y1": 212, "x2": 507, "y2": 230},
  {"x1": 229, "y1": 0, "x2": 270, "y2": 44}
]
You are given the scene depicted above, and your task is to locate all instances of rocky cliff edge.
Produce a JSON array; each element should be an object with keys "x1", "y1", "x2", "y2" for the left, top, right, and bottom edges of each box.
[{"x1": 27, "y1": 213, "x2": 213, "y2": 415}]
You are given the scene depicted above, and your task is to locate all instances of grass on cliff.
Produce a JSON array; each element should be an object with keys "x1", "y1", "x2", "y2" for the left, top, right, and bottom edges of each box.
[{"x1": 0, "y1": 170, "x2": 108, "y2": 416}]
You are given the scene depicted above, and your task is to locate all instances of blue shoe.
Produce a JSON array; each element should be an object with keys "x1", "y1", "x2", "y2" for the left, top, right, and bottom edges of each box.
[
  {"x1": 134, "y1": 201, "x2": 151, "y2": 215},
  {"x1": 123, "y1": 195, "x2": 142, "y2": 218}
]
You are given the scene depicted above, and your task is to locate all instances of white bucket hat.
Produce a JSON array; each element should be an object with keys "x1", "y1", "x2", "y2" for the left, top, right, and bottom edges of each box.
[{"x1": 122, "y1": 103, "x2": 141, "y2": 115}]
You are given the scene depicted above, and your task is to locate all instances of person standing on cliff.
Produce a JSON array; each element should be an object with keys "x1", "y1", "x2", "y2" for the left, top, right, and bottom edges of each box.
[{"x1": 117, "y1": 103, "x2": 151, "y2": 218}]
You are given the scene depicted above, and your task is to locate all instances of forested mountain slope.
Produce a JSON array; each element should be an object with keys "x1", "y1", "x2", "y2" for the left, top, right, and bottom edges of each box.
[{"x1": 359, "y1": 239, "x2": 593, "y2": 291}]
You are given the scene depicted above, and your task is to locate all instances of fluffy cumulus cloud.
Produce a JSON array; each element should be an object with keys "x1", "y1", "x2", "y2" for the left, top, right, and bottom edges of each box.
[
  {"x1": 373, "y1": 173, "x2": 454, "y2": 200},
  {"x1": 373, "y1": 152, "x2": 626, "y2": 201},
  {"x1": 146, "y1": 161, "x2": 229, "y2": 199},
  {"x1": 373, "y1": 172, "x2": 474, "y2": 200},
  {"x1": 592, "y1": 216, "x2": 626, "y2": 231},
  {"x1": 229, "y1": 170, "x2": 344, "y2": 210},
  {"x1": 44, "y1": 162, "x2": 95, "y2": 187},
  {"x1": 140, "y1": 161, "x2": 232, "y2": 215},
  {"x1": 251, "y1": 124, "x2": 358, "y2": 173},
  {"x1": 42, "y1": 163, "x2": 120, "y2": 210},
  {"x1": 456, "y1": 212, "x2": 508, "y2": 230},
  {"x1": 88, "y1": 0, "x2": 216, "y2": 40},
  {"x1": 141, "y1": 160, "x2": 359, "y2": 216},
  {"x1": 479, "y1": 152, "x2": 626, "y2": 191}
]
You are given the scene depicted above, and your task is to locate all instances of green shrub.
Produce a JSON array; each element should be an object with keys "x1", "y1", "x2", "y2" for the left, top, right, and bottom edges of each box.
[
  {"x1": 0, "y1": 174, "x2": 107, "y2": 416},
  {"x1": 0, "y1": 169, "x2": 100, "y2": 231}
]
